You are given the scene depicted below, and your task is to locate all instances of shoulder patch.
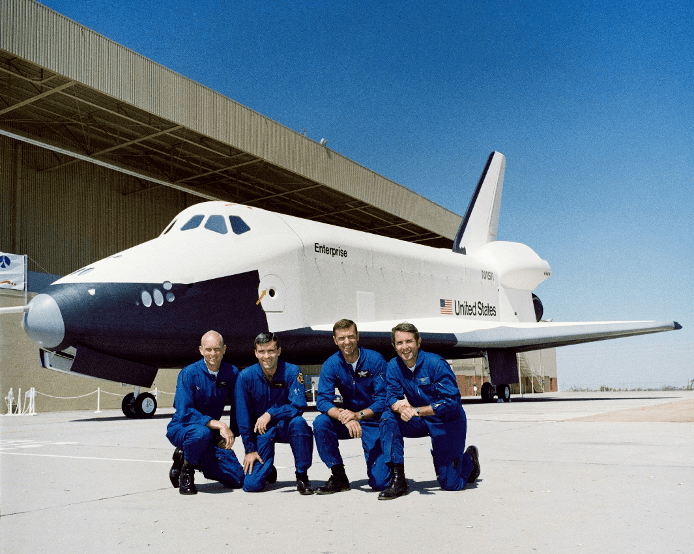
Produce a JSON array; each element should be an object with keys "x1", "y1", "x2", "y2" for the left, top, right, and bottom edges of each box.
[{"x1": 297, "y1": 372, "x2": 305, "y2": 385}]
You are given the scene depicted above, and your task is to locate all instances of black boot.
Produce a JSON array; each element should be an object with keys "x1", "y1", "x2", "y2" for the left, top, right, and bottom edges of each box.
[
  {"x1": 179, "y1": 460, "x2": 198, "y2": 495},
  {"x1": 378, "y1": 463, "x2": 408, "y2": 500},
  {"x1": 316, "y1": 464, "x2": 350, "y2": 495},
  {"x1": 465, "y1": 445, "x2": 480, "y2": 484},
  {"x1": 296, "y1": 472, "x2": 314, "y2": 495},
  {"x1": 169, "y1": 448, "x2": 184, "y2": 488}
]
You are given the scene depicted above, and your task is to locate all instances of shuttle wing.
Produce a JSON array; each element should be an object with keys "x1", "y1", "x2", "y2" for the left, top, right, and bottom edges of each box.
[
  {"x1": 446, "y1": 319, "x2": 680, "y2": 351},
  {"x1": 311, "y1": 318, "x2": 681, "y2": 355}
]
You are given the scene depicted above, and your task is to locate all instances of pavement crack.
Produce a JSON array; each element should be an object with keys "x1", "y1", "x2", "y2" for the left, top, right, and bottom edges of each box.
[{"x1": 2, "y1": 487, "x2": 170, "y2": 518}]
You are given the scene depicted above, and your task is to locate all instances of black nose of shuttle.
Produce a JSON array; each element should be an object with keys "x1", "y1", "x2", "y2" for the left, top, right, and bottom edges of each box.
[{"x1": 22, "y1": 293, "x2": 65, "y2": 349}]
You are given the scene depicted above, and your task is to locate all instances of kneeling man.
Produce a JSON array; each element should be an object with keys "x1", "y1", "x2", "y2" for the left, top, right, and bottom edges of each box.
[
  {"x1": 314, "y1": 319, "x2": 390, "y2": 493},
  {"x1": 166, "y1": 330, "x2": 244, "y2": 494},
  {"x1": 379, "y1": 322, "x2": 480, "y2": 500},
  {"x1": 236, "y1": 332, "x2": 314, "y2": 494}
]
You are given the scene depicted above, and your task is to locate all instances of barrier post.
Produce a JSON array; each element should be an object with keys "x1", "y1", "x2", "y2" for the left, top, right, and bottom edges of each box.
[
  {"x1": 94, "y1": 387, "x2": 102, "y2": 413},
  {"x1": 25, "y1": 388, "x2": 36, "y2": 415},
  {"x1": 5, "y1": 388, "x2": 14, "y2": 415}
]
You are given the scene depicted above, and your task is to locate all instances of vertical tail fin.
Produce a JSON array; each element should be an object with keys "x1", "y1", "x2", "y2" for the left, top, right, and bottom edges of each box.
[{"x1": 452, "y1": 151, "x2": 506, "y2": 254}]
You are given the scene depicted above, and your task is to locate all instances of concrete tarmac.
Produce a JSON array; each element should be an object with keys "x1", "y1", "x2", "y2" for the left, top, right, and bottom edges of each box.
[{"x1": 1, "y1": 391, "x2": 692, "y2": 553}]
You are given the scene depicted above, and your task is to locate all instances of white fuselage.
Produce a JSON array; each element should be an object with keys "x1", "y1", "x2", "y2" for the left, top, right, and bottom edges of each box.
[{"x1": 55, "y1": 201, "x2": 551, "y2": 332}]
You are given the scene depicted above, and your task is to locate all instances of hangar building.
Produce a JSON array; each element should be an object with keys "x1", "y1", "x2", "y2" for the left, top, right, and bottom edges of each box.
[{"x1": 0, "y1": 0, "x2": 556, "y2": 413}]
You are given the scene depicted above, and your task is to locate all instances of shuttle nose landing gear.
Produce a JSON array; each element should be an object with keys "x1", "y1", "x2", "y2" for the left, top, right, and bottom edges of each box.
[
  {"x1": 480, "y1": 383, "x2": 511, "y2": 403},
  {"x1": 122, "y1": 388, "x2": 158, "y2": 418}
]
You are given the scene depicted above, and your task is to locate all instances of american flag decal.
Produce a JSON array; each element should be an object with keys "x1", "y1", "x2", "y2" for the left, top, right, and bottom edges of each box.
[{"x1": 440, "y1": 299, "x2": 452, "y2": 315}]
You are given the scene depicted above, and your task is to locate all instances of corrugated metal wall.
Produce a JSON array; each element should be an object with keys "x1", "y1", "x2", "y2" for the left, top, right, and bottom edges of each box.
[
  {"x1": 0, "y1": 134, "x2": 18, "y2": 252},
  {"x1": 0, "y1": 0, "x2": 461, "y2": 240},
  {"x1": 1, "y1": 133, "x2": 194, "y2": 275}
]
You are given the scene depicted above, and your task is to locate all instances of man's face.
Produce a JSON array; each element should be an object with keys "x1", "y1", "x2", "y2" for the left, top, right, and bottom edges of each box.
[
  {"x1": 255, "y1": 341, "x2": 281, "y2": 373},
  {"x1": 333, "y1": 325, "x2": 359, "y2": 361},
  {"x1": 393, "y1": 330, "x2": 421, "y2": 368},
  {"x1": 199, "y1": 333, "x2": 226, "y2": 372}
]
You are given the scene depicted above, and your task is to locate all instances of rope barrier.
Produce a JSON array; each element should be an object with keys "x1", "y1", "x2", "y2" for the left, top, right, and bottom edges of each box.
[
  {"x1": 3, "y1": 386, "x2": 175, "y2": 415},
  {"x1": 35, "y1": 390, "x2": 98, "y2": 400}
]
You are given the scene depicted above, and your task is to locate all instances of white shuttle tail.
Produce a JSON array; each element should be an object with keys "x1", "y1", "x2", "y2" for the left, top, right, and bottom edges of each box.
[{"x1": 453, "y1": 151, "x2": 506, "y2": 254}]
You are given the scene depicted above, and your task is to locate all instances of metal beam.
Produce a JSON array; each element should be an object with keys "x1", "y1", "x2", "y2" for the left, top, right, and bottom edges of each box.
[
  {"x1": 0, "y1": 128, "x2": 227, "y2": 202},
  {"x1": 0, "y1": 80, "x2": 74, "y2": 115},
  {"x1": 41, "y1": 124, "x2": 186, "y2": 172}
]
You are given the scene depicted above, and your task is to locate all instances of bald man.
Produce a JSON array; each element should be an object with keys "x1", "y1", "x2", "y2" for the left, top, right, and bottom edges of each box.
[{"x1": 166, "y1": 331, "x2": 244, "y2": 494}]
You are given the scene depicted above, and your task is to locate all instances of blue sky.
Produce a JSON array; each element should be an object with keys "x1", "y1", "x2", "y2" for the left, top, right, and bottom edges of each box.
[{"x1": 39, "y1": 0, "x2": 693, "y2": 389}]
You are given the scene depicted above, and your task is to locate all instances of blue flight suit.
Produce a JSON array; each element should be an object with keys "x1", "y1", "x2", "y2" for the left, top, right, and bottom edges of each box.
[
  {"x1": 381, "y1": 350, "x2": 474, "y2": 491},
  {"x1": 314, "y1": 347, "x2": 390, "y2": 490},
  {"x1": 166, "y1": 359, "x2": 244, "y2": 488},
  {"x1": 235, "y1": 359, "x2": 313, "y2": 492}
]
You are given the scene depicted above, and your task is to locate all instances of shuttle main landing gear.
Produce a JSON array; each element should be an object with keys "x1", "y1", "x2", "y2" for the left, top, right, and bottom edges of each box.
[{"x1": 480, "y1": 382, "x2": 511, "y2": 403}]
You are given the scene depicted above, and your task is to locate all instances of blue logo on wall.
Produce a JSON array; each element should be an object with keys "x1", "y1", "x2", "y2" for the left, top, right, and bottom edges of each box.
[{"x1": 0, "y1": 256, "x2": 10, "y2": 269}]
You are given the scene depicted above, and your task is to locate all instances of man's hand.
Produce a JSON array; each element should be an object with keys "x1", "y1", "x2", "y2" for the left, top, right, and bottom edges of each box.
[
  {"x1": 218, "y1": 424, "x2": 235, "y2": 449},
  {"x1": 207, "y1": 419, "x2": 235, "y2": 449},
  {"x1": 243, "y1": 451, "x2": 263, "y2": 475},
  {"x1": 344, "y1": 419, "x2": 363, "y2": 438},
  {"x1": 392, "y1": 399, "x2": 410, "y2": 412},
  {"x1": 337, "y1": 409, "x2": 358, "y2": 425},
  {"x1": 392, "y1": 399, "x2": 417, "y2": 422},
  {"x1": 254, "y1": 412, "x2": 271, "y2": 435},
  {"x1": 398, "y1": 405, "x2": 419, "y2": 422}
]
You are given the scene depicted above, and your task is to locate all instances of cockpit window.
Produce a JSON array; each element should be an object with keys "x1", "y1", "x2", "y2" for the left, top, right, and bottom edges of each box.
[
  {"x1": 205, "y1": 215, "x2": 228, "y2": 234},
  {"x1": 181, "y1": 215, "x2": 204, "y2": 231},
  {"x1": 229, "y1": 216, "x2": 251, "y2": 235},
  {"x1": 174, "y1": 214, "x2": 248, "y2": 235}
]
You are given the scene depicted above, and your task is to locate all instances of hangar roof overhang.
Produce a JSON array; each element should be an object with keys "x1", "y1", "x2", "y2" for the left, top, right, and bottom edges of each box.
[{"x1": 0, "y1": 1, "x2": 462, "y2": 248}]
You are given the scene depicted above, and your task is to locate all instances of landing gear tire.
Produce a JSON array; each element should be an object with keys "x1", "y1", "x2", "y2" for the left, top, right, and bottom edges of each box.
[
  {"x1": 498, "y1": 384, "x2": 511, "y2": 402},
  {"x1": 122, "y1": 393, "x2": 137, "y2": 418},
  {"x1": 135, "y1": 393, "x2": 157, "y2": 418},
  {"x1": 481, "y1": 382, "x2": 494, "y2": 403}
]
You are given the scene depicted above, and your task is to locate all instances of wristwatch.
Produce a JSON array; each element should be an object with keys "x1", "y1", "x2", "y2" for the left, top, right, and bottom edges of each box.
[
  {"x1": 414, "y1": 407, "x2": 420, "y2": 416},
  {"x1": 359, "y1": 410, "x2": 366, "y2": 419}
]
